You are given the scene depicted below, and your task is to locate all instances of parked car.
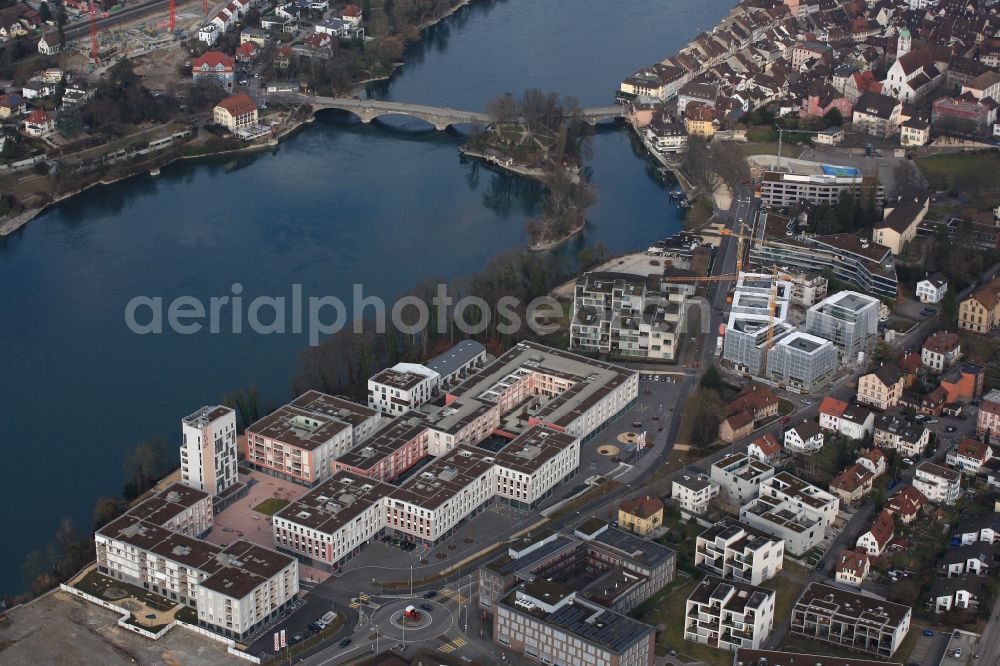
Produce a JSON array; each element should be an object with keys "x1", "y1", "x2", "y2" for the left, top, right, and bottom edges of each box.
[
  {"x1": 339, "y1": 638, "x2": 351, "y2": 648},
  {"x1": 922, "y1": 629, "x2": 934, "y2": 636},
  {"x1": 903, "y1": 458, "x2": 914, "y2": 466},
  {"x1": 946, "y1": 426, "x2": 956, "y2": 432}
]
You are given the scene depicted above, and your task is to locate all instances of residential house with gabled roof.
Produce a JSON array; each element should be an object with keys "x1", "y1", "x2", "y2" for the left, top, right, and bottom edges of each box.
[
  {"x1": 938, "y1": 542, "x2": 1000, "y2": 578},
  {"x1": 916, "y1": 273, "x2": 947, "y2": 304},
  {"x1": 885, "y1": 485, "x2": 926, "y2": 524},
  {"x1": 617, "y1": 496, "x2": 664, "y2": 536},
  {"x1": 720, "y1": 410, "x2": 754, "y2": 443},
  {"x1": 856, "y1": 509, "x2": 894, "y2": 556},
  {"x1": 830, "y1": 463, "x2": 875, "y2": 504},
  {"x1": 956, "y1": 513, "x2": 1000, "y2": 545},
  {"x1": 852, "y1": 90, "x2": 901, "y2": 137},
  {"x1": 921, "y1": 331, "x2": 960, "y2": 373},
  {"x1": 819, "y1": 396, "x2": 848, "y2": 431},
  {"x1": 192, "y1": 51, "x2": 235, "y2": 89},
  {"x1": 873, "y1": 191, "x2": 929, "y2": 256},
  {"x1": 857, "y1": 449, "x2": 886, "y2": 477},
  {"x1": 748, "y1": 432, "x2": 782, "y2": 464},
  {"x1": 835, "y1": 548, "x2": 870, "y2": 587},
  {"x1": 20, "y1": 109, "x2": 53, "y2": 137},
  {"x1": 858, "y1": 364, "x2": 905, "y2": 411},
  {"x1": 874, "y1": 413, "x2": 928, "y2": 457},
  {"x1": 784, "y1": 419, "x2": 824, "y2": 454},
  {"x1": 959, "y1": 276, "x2": 1000, "y2": 334},
  {"x1": 928, "y1": 575, "x2": 981, "y2": 613}
]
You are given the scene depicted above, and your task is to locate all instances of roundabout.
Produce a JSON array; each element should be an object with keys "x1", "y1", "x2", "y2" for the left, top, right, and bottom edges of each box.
[{"x1": 369, "y1": 598, "x2": 453, "y2": 644}]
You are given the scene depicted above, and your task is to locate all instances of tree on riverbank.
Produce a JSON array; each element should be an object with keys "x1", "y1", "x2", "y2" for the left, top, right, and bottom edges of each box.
[
  {"x1": 525, "y1": 165, "x2": 596, "y2": 247},
  {"x1": 470, "y1": 89, "x2": 591, "y2": 164}
]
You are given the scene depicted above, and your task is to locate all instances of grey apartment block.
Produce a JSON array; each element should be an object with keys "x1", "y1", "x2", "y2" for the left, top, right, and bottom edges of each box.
[
  {"x1": 766, "y1": 331, "x2": 839, "y2": 393},
  {"x1": 805, "y1": 291, "x2": 880, "y2": 362}
]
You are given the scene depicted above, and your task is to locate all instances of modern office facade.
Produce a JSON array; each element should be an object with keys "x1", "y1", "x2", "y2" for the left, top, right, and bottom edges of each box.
[{"x1": 759, "y1": 167, "x2": 884, "y2": 209}]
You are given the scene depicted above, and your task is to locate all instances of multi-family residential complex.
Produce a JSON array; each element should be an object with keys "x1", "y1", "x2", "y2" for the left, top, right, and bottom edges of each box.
[
  {"x1": 244, "y1": 390, "x2": 383, "y2": 486},
  {"x1": 765, "y1": 331, "x2": 838, "y2": 393},
  {"x1": 95, "y1": 483, "x2": 299, "y2": 641},
  {"x1": 735, "y1": 649, "x2": 903, "y2": 666},
  {"x1": 946, "y1": 437, "x2": 992, "y2": 474},
  {"x1": 569, "y1": 271, "x2": 693, "y2": 362},
  {"x1": 367, "y1": 363, "x2": 439, "y2": 416},
  {"x1": 759, "y1": 166, "x2": 884, "y2": 210},
  {"x1": 805, "y1": 291, "x2": 880, "y2": 363},
  {"x1": 180, "y1": 406, "x2": 239, "y2": 502},
  {"x1": 790, "y1": 583, "x2": 911, "y2": 658},
  {"x1": 276, "y1": 425, "x2": 579, "y2": 571},
  {"x1": 913, "y1": 462, "x2": 962, "y2": 504},
  {"x1": 740, "y1": 472, "x2": 840, "y2": 555},
  {"x1": 694, "y1": 518, "x2": 784, "y2": 585},
  {"x1": 710, "y1": 453, "x2": 775, "y2": 506},
  {"x1": 750, "y1": 213, "x2": 898, "y2": 299},
  {"x1": 487, "y1": 522, "x2": 675, "y2": 666},
  {"x1": 684, "y1": 575, "x2": 776, "y2": 651},
  {"x1": 857, "y1": 364, "x2": 904, "y2": 411}
]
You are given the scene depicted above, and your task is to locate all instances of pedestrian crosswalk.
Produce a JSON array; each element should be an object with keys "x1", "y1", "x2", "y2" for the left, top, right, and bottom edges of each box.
[
  {"x1": 439, "y1": 636, "x2": 468, "y2": 653},
  {"x1": 439, "y1": 587, "x2": 468, "y2": 604}
]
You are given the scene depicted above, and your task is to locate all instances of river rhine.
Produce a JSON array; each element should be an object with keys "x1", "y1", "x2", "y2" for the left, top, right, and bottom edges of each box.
[{"x1": 0, "y1": 0, "x2": 734, "y2": 595}]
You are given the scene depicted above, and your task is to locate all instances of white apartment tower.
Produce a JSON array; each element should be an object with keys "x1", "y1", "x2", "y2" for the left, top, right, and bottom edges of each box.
[{"x1": 181, "y1": 406, "x2": 238, "y2": 497}]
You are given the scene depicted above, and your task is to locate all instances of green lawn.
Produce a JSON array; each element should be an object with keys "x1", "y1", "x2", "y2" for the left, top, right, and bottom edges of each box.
[
  {"x1": 915, "y1": 150, "x2": 1000, "y2": 191},
  {"x1": 253, "y1": 497, "x2": 291, "y2": 516},
  {"x1": 778, "y1": 399, "x2": 795, "y2": 416},
  {"x1": 762, "y1": 570, "x2": 807, "y2": 629}
]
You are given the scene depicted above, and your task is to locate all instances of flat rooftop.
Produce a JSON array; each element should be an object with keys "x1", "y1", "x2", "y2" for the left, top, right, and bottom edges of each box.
[
  {"x1": 735, "y1": 649, "x2": 903, "y2": 666},
  {"x1": 500, "y1": 585, "x2": 653, "y2": 654},
  {"x1": 335, "y1": 411, "x2": 428, "y2": 472},
  {"x1": 765, "y1": 472, "x2": 836, "y2": 510},
  {"x1": 490, "y1": 425, "x2": 578, "y2": 475},
  {"x1": 183, "y1": 405, "x2": 232, "y2": 427},
  {"x1": 274, "y1": 471, "x2": 393, "y2": 533},
  {"x1": 391, "y1": 446, "x2": 495, "y2": 510},
  {"x1": 447, "y1": 341, "x2": 636, "y2": 431},
  {"x1": 794, "y1": 582, "x2": 911, "y2": 627},
  {"x1": 127, "y1": 482, "x2": 209, "y2": 527},
  {"x1": 198, "y1": 540, "x2": 296, "y2": 600},
  {"x1": 425, "y1": 340, "x2": 485, "y2": 376},
  {"x1": 247, "y1": 391, "x2": 376, "y2": 451}
]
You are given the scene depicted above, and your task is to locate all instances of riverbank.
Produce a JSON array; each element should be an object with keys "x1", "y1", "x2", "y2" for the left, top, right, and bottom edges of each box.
[
  {"x1": 0, "y1": 0, "x2": 477, "y2": 236},
  {"x1": 527, "y1": 218, "x2": 586, "y2": 252}
]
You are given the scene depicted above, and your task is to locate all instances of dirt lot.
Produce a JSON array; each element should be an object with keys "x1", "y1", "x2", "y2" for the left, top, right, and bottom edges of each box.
[
  {"x1": 0, "y1": 590, "x2": 246, "y2": 666},
  {"x1": 133, "y1": 44, "x2": 193, "y2": 92}
]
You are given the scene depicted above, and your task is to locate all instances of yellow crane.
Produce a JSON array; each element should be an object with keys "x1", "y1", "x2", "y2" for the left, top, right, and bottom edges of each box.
[
  {"x1": 663, "y1": 268, "x2": 792, "y2": 352},
  {"x1": 719, "y1": 221, "x2": 752, "y2": 272}
]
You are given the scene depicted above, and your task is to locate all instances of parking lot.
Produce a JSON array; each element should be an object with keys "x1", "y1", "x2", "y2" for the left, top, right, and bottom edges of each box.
[{"x1": 941, "y1": 629, "x2": 980, "y2": 665}]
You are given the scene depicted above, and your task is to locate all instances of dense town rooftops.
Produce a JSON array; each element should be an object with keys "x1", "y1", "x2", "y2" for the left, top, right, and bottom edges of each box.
[{"x1": 795, "y1": 582, "x2": 910, "y2": 626}]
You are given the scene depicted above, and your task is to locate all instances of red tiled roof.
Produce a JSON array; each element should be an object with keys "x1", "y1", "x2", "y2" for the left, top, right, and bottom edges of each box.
[
  {"x1": 619, "y1": 496, "x2": 664, "y2": 520},
  {"x1": 215, "y1": 93, "x2": 257, "y2": 116},
  {"x1": 342, "y1": 3, "x2": 361, "y2": 16},
  {"x1": 751, "y1": 433, "x2": 781, "y2": 456},
  {"x1": 865, "y1": 510, "x2": 895, "y2": 550},
  {"x1": 955, "y1": 437, "x2": 989, "y2": 462},
  {"x1": 831, "y1": 463, "x2": 873, "y2": 493},
  {"x1": 26, "y1": 109, "x2": 51, "y2": 123},
  {"x1": 887, "y1": 485, "x2": 927, "y2": 517},
  {"x1": 193, "y1": 51, "x2": 234, "y2": 71},
  {"x1": 837, "y1": 548, "x2": 869, "y2": 576},
  {"x1": 819, "y1": 396, "x2": 848, "y2": 417}
]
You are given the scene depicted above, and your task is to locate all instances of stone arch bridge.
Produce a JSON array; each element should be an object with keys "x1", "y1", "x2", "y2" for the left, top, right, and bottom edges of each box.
[{"x1": 279, "y1": 95, "x2": 624, "y2": 130}]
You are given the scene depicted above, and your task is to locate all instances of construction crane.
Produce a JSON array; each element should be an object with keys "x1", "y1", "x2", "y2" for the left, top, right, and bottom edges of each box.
[
  {"x1": 169, "y1": 0, "x2": 175, "y2": 33},
  {"x1": 664, "y1": 268, "x2": 793, "y2": 354},
  {"x1": 89, "y1": 0, "x2": 98, "y2": 64},
  {"x1": 720, "y1": 220, "x2": 752, "y2": 272}
]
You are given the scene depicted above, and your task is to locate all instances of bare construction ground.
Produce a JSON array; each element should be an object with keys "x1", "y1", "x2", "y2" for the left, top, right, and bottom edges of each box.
[{"x1": 0, "y1": 590, "x2": 246, "y2": 666}]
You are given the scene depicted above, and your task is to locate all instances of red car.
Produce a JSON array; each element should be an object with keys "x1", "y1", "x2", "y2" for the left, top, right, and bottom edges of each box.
[{"x1": 403, "y1": 605, "x2": 421, "y2": 621}]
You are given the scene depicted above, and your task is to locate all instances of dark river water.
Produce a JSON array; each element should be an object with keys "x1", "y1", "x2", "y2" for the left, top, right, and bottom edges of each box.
[{"x1": 0, "y1": 0, "x2": 734, "y2": 595}]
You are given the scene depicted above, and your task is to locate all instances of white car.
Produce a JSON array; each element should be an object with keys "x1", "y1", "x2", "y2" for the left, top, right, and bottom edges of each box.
[
  {"x1": 903, "y1": 457, "x2": 914, "y2": 466},
  {"x1": 801, "y1": 398, "x2": 814, "y2": 405}
]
